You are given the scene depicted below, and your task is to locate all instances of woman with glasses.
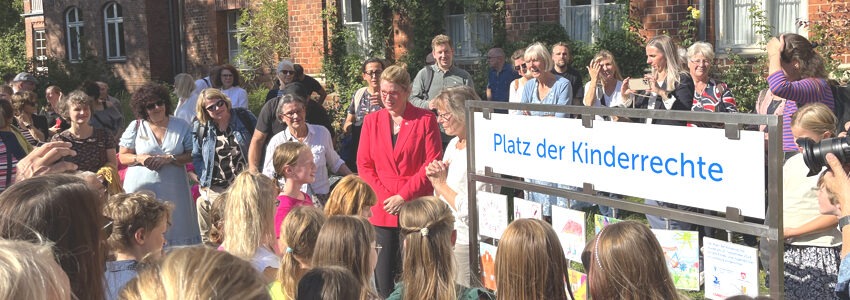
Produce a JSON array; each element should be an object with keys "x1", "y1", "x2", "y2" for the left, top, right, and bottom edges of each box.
[
  {"x1": 687, "y1": 42, "x2": 737, "y2": 127},
  {"x1": 341, "y1": 58, "x2": 385, "y2": 172},
  {"x1": 51, "y1": 90, "x2": 118, "y2": 173},
  {"x1": 508, "y1": 48, "x2": 532, "y2": 115},
  {"x1": 118, "y1": 83, "x2": 200, "y2": 247},
  {"x1": 212, "y1": 64, "x2": 248, "y2": 109},
  {"x1": 262, "y1": 94, "x2": 351, "y2": 205},
  {"x1": 10, "y1": 91, "x2": 48, "y2": 145},
  {"x1": 191, "y1": 88, "x2": 255, "y2": 245}
]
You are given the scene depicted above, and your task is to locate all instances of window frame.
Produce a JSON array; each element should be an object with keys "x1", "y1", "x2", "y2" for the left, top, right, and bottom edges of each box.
[
  {"x1": 560, "y1": 0, "x2": 618, "y2": 44},
  {"x1": 103, "y1": 2, "x2": 126, "y2": 61},
  {"x1": 65, "y1": 7, "x2": 84, "y2": 62},
  {"x1": 715, "y1": 0, "x2": 808, "y2": 55},
  {"x1": 226, "y1": 10, "x2": 247, "y2": 68},
  {"x1": 445, "y1": 11, "x2": 494, "y2": 59},
  {"x1": 33, "y1": 29, "x2": 47, "y2": 72}
]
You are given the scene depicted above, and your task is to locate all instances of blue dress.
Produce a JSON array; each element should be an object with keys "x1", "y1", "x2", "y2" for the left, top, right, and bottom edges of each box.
[{"x1": 120, "y1": 117, "x2": 201, "y2": 246}]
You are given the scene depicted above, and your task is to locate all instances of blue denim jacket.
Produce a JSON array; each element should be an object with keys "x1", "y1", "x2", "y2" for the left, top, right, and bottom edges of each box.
[{"x1": 192, "y1": 108, "x2": 256, "y2": 188}]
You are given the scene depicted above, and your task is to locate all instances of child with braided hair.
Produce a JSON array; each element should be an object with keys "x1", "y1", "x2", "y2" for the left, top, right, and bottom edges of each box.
[{"x1": 387, "y1": 197, "x2": 493, "y2": 300}]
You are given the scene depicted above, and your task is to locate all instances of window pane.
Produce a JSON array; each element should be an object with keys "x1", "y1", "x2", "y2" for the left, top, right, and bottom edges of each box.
[
  {"x1": 564, "y1": 6, "x2": 591, "y2": 43},
  {"x1": 117, "y1": 22, "x2": 125, "y2": 57},
  {"x1": 106, "y1": 4, "x2": 115, "y2": 19},
  {"x1": 67, "y1": 8, "x2": 77, "y2": 23},
  {"x1": 724, "y1": 0, "x2": 757, "y2": 45},
  {"x1": 773, "y1": 0, "x2": 802, "y2": 35},
  {"x1": 228, "y1": 11, "x2": 240, "y2": 30},
  {"x1": 115, "y1": 4, "x2": 122, "y2": 18},
  {"x1": 445, "y1": 15, "x2": 466, "y2": 56},
  {"x1": 350, "y1": 0, "x2": 362, "y2": 23},
  {"x1": 69, "y1": 27, "x2": 80, "y2": 60}
]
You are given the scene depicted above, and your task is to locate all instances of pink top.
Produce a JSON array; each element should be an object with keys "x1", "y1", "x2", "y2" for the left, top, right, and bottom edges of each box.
[{"x1": 274, "y1": 193, "x2": 313, "y2": 238}]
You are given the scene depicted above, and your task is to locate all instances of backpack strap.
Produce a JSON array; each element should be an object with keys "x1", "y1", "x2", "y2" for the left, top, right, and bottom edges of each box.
[
  {"x1": 417, "y1": 66, "x2": 435, "y2": 101},
  {"x1": 352, "y1": 87, "x2": 368, "y2": 114}
]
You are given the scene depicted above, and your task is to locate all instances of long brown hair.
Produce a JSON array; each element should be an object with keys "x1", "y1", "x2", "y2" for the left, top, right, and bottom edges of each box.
[
  {"x1": 495, "y1": 218, "x2": 570, "y2": 300},
  {"x1": 311, "y1": 215, "x2": 377, "y2": 300},
  {"x1": 584, "y1": 221, "x2": 683, "y2": 300},
  {"x1": 277, "y1": 206, "x2": 326, "y2": 299},
  {"x1": 398, "y1": 197, "x2": 457, "y2": 300},
  {"x1": 324, "y1": 175, "x2": 377, "y2": 217},
  {"x1": 0, "y1": 174, "x2": 106, "y2": 300}
]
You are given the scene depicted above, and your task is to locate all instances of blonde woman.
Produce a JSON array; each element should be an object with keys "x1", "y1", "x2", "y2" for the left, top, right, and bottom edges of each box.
[
  {"x1": 388, "y1": 197, "x2": 492, "y2": 299},
  {"x1": 222, "y1": 171, "x2": 279, "y2": 280},
  {"x1": 496, "y1": 218, "x2": 571, "y2": 300},
  {"x1": 583, "y1": 50, "x2": 624, "y2": 111},
  {"x1": 508, "y1": 48, "x2": 532, "y2": 115},
  {"x1": 312, "y1": 215, "x2": 380, "y2": 300},
  {"x1": 120, "y1": 247, "x2": 270, "y2": 300},
  {"x1": 0, "y1": 240, "x2": 72, "y2": 300},
  {"x1": 583, "y1": 221, "x2": 684, "y2": 300},
  {"x1": 324, "y1": 174, "x2": 377, "y2": 218},
  {"x1": 272, "y1": 206, "x2": 326, "y2": 300},
  {"x1": 173, "y1": 73, "x2": 198, "y2": 124}
]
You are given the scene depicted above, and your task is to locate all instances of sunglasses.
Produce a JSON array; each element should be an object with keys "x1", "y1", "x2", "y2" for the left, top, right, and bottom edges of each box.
[
  {"x1": 514, "y1": 64, "x2": 528, "y2": 71},
  {"x1": 145, "y1": 100, "x2": 166, "y2": 110},
  {"x1": 205, "y1": 100, "x2": 227, "y2": 112},
  {"x1": 280, "y1": 70, "x2": 295, "y2": 75}
]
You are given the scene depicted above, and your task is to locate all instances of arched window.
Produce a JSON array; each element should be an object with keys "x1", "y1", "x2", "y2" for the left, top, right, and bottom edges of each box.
[
  {"x1": 103, "y1": 2, "x2": 125, "y2": 60},
  {"x1": 65, "y1": 7, "x2": 83, "y2": 62}
]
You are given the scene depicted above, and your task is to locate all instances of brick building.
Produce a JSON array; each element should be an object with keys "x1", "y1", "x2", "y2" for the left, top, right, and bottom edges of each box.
[{"x1": 20, "y1": 0, "x2": 850, "y2": 91}]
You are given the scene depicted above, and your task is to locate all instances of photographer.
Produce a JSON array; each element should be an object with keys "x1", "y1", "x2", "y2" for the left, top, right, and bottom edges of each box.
[{"x1": 820, "y1": 153, "x2": 850, "y2": 299}]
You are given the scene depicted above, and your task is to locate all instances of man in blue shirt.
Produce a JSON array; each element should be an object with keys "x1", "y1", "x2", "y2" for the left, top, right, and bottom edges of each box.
[{"x1": 486, "y1": 48, "x2": 519, "y2": 113}]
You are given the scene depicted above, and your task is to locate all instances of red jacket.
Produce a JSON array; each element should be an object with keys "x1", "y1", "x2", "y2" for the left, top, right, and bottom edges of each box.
[{"x1": 357, "y1": 105, "x2": 443, "y2": 227}]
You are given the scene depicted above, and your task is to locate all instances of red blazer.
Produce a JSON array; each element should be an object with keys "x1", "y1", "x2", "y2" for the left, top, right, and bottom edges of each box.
[{"x1": 357, "y1": 105, "x2": 443, "y2": 227}]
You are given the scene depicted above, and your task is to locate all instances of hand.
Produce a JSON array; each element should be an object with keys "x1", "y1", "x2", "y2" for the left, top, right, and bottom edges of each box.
[
  {"x1": 586, "y1": 60, "x2": 600, "y2": 82},
  {"x1": 143, "y1": 156, "x2": 169, "y2": 171},
  {"x1": 187, "y1": 171, "x2": 200, "y2": 184},
  {"x1": 369, "y1": 94, "x2": 381, "y2": 108},
  {"x1": 15, "y1": 141, "x2": 78, "y2": 182},
  {"x1": 767, "y1": 35, "x2": 784, "y2": 58},
  {"x1": 425, "y1": 160, "x2": 449, "y2": 185},
  {"x1": 621, "y1": 77, "x2": 634, "y2": 98},
  {"x1": 823, "y1": 153, "x2": 850, "y2": 214},
  {"x1": 383, "y1": 195, "x2": 405, "y2": 215}
]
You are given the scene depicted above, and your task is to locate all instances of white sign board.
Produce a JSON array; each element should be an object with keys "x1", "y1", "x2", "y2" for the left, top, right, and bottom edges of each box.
[
  {"x1": 473, "y1": 113, "x2": 766, "y2": 218},
  {"x1": 703, "y1": 237, "x2": 759, "y2": 299}
]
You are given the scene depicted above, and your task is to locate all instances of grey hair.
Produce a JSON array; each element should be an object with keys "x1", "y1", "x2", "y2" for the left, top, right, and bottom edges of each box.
[
  {"x1": 276, "y1": 94, "x2": 307, "y2": 118},
  {"x1": 686, "y1": 42, "x2": 715, "y2": 62},
  {"x1": 524, "y1": 43, "x2": 553, "y2": 73}
]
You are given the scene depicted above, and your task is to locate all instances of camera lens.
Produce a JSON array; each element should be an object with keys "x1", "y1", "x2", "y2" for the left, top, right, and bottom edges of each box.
[{"x1": 799, "y1": 137, "x2": 850, "y2": 176}]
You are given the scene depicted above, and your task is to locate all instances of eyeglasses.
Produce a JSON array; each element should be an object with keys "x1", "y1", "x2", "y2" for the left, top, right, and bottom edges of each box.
[
  {"x1": 145, "y1": 100, "x2": 166, "y2": 110},
  {"x1": 205, "y1": 100, "x2": 227, "y2": 112},
  {"x1": 221, "y1": 73, "x2": 234, "y2": 78},
  {"x1": 280, "y1": 70, "x2": 295, "y2": 75},
  {"x1": 374, "y1": 244, "x2": 383, "y2": 256},
  {"x1": 364, "y1": 70, "x2": 383, "y2": 77},
  {"x1": 437, "y1": 112, "x2": 453, "y2": 122},
  {"x1": 689, "y1": 59, "x2": 711, "y2": 65},
  {"x1": 281, "y1": 109, "x2": 305, "y2": 119}
]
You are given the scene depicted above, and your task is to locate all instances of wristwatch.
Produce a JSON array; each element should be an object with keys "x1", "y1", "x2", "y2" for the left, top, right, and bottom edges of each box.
[{"x1": 840, "y1": 215, "x2": 850, "y2": 232}]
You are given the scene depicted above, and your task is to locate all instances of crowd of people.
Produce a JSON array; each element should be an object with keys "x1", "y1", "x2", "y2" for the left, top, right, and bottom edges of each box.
[{"x1": 0, "y1": 29, "x2": 847, "y2": 299}]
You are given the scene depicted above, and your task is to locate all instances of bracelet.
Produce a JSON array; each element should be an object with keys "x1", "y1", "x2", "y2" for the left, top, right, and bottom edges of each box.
[{"x1": 132, "y1": 154, "x2": 138, "y2": 165}]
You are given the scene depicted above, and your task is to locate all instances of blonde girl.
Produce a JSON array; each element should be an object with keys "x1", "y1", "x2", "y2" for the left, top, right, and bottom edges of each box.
[
  {"x1": 387, "y1": 197, "x2": 492, "y2": 300},
  {"x1": 271, "y1": 206, "x2": 326, "y2": 300},
  {"x1": 0, "y1": 240, "x2": 71, "y2": 300},
  {"x1": 324, "y1": 174, "x2": 377, "y2": 217},
  {"x1": 312, "y1": 215, "x2": 379, "y2": 300},
  {"x1": 103, "y1": 192, "x2": 173, "y2": 300},
  {"x1": 496, "y1": 218, "x2": 571, "y2": 300},
  {"x1": 222, "y1": 171, "x2": 279, "y2": 280},
  {"x1": 273, "y1": 141, "x2": 317, "y2": 238}
]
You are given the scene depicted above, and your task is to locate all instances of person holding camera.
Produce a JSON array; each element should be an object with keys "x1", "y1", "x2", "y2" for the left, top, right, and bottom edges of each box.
[
  {"x1": 820, "y1": 153, "x2": 850, "y2": 299},
  {"x1": 777, "y1": 103, "x2": 841, "y2": 298}
]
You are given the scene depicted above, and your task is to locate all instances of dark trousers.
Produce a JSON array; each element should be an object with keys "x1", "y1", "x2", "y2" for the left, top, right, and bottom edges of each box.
[{"x1": 374, "y1": 225, "x2": 401, "y2": 298}]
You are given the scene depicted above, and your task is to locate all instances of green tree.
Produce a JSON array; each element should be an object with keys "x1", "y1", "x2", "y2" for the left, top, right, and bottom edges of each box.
[
  {"x1": 0, "y1": 0, "x2": 26, "y2": 75},
  {"x1": 237, "y1": 0, "x2": 290, "y2": 81}
]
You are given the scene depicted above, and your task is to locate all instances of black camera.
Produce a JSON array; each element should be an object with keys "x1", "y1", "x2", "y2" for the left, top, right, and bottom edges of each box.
[{"x1": 797, "y1": 136, "x2": 850, "y2": 176}]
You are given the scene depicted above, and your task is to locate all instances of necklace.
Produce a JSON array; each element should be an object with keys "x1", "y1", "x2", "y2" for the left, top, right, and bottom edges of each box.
[{"x1": 391, "y1": 117, "x2": 403, "y2": 130}]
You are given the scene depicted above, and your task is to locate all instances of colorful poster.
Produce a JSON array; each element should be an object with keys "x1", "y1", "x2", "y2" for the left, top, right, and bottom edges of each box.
[
  {"x1": 651, "y1": 229, "x2": 700, "y2": 290},
  {"x1": 703, "y1": 237, "x2": 759, "y2": 299},
  {"x1": 513, "y1": 197, "x2": 542, "y2": 220},
  {"x1": 567, "y1": 269, "x2": 587, "y2": 300},
  {"x1": 593, "y1": 214, "x2": 622, "y2": 234},
  {"x1": 479, "y1": 242, "x2": 498, "y2": 291},
  {"x1": 477, "y1": 191, "x2": 509, "y2": 239},
  {"x1": 551, "y1": 205, "x2": 586, "y2": 262}
]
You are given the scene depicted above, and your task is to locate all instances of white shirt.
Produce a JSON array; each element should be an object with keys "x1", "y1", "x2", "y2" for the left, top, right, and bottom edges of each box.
[
  {"x1": 439, "y1": 137, "x2": 496, "y2": 245},
  {"x1": 221, "y1": 86, "x2": 248, "y2": 109},
  {"x1": 173, "y1": 94, "x2": 199, "y2": 125},
  {"x1": 262, "y1": 124, "x2": 345, "y2": 195},
  {"x1": 251, "y1": 246, "x2": 281, "y2": 272},
  {"x1": 508, "y1": 79, "x2": 526, "y2": 115},
  {"x1": 783, "y1": 154, "x2": 841, "y2": 247},
  {"x1": 584, "y1": 80, "x2": 623, "y2": 121}
]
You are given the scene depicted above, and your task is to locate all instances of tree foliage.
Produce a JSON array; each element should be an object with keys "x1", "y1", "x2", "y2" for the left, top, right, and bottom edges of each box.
[
  {"x1": 237, "y1": 0, "x2": 290, "y2": 80},
  {"x1": 0, "y1": 0, "x2": 26, "y2": 75}
]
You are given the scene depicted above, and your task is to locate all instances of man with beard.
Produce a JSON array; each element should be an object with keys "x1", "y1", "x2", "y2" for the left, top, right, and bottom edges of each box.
[{"x1": 551, "y1": 42, "x2": 584, "y2": 107}]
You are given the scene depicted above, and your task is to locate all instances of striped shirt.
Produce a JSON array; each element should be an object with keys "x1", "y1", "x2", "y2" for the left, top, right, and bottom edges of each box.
[
  {"x1": 767, "y1": 71, "x2": 835, "y2": 152},
  {"x1": 0, "y1": 143, "x2": 17, "y2": 192}
]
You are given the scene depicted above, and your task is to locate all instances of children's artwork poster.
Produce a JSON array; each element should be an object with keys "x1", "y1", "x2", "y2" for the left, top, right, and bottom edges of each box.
[
  {"x1": 477, "y1": 191, "x2": 509, "y2": 239},
  {"x1": 479, "y1": 242, "x2": 498, "y2": 291},
  {"x1": 513, "y1": 197, "x2": 542, "y2": 220},
  {"x1": 593, "y1": 214, "x2": 622, "y2": 234},
  {"x1": 567, "y1": 269, "x2": 587, "y2": 300},
  {"x1": 651, "y1": 229, "x2": 700, "y2": 290},
  {"x1": 703, "y1": 237, "x2": 759, "y2": 299},
  {"x1": 551, "y1": 205, "x2": 586, "y2": 262}
]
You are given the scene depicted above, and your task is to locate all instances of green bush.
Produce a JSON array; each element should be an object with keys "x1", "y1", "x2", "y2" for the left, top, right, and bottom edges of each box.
[{"x1": 247, "y1": 87, "x2": 269, "y2": 116}]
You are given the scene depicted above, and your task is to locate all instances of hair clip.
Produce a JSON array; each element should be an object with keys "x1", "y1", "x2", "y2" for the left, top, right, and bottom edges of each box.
[
  {"x1": 420, "y1": 227, "x2": 429, "y2": 237},
  {"x1": 593, "y1": 227, "x2": 605, "y2": 272},
  {"x1": 285, "y1": 247, "x2": 293, "y2": 254},
  {"x1": 102, "y1": 221, "x2": 113, "y2": 231}
]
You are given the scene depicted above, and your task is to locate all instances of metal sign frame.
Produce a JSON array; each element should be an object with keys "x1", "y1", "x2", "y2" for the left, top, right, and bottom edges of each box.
[{"x1": 464, "y1": 101, "x2": 783, "y2": 298}]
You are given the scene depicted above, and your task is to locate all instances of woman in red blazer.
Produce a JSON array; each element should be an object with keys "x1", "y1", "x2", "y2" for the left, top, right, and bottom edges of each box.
[{"x1": 356, "y1": 63, "x2": 443, "y2": 297}]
